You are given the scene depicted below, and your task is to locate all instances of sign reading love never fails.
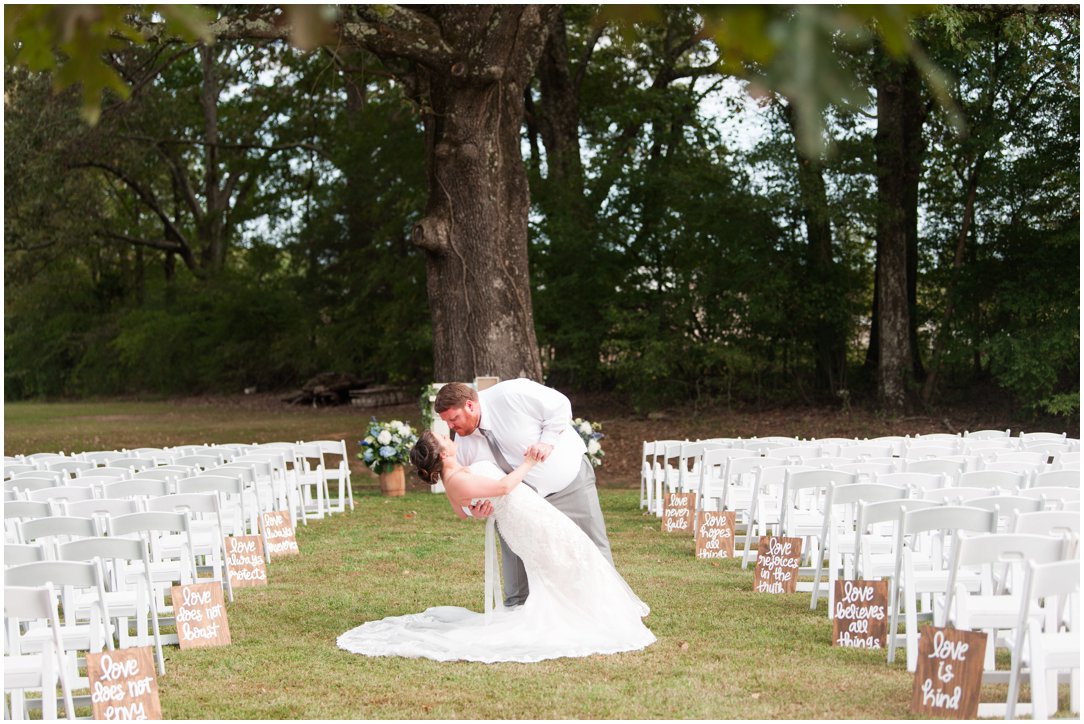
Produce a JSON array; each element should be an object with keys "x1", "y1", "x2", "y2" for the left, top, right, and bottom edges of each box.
[{"x1": 662, "y1": 492, "x2": 695, "y2": 534}]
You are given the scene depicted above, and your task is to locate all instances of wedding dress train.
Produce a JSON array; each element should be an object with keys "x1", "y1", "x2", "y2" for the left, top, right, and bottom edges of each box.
[{"x1": 337, "y1": 460, "x2": 655, "y2": 663}]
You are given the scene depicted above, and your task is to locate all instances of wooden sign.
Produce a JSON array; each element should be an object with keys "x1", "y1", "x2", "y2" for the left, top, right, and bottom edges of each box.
[
  {"x1": 753, "y1": 536, "x2": 802, "y2": 593},
  {"x1": 171, "y1": 582, "x2": 231, "y2": 649},
  {"x1": 832, "y1": 580, "x2": 889, "y2": 648},
  {"x1": 911, "y1": 625, "x2": 987, "y2": 719},
  {"x1": 662, "y1": 492, "x2": 695, "y2": 533},
  {"x1": 225, "y1": 535, "x2": 268, "y2": 588},
  {"x1": 87, "y1": 647, "x2": 162, "y2": 720},
  {"x1": 695, "y1": 510, "x2": 736, "y2": 559},
  {"x1": 474, "y1": 375, "x2": 500, "y2": 390},
  {"x1": 262, "y1": 511, "x2": 300, "y2": 557}
]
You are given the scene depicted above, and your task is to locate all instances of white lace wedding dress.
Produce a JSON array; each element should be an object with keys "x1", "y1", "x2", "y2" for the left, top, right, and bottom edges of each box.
[{"x1": 337, "y1": 460, "x2": 655, "y2": 663}]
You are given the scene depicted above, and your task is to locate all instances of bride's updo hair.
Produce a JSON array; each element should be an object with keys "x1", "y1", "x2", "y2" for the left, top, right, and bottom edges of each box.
[{"x1": 410, "y1": 430, "x2": 444, "y2": 484}]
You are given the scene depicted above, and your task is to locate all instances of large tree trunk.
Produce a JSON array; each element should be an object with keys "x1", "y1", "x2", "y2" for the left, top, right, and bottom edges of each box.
[
  {"x1": 874, "y1": 56, "x2": 924, "y2": 411},
  {"x1": 407, "y1": 7, "x2": 555, "y2": 382}
]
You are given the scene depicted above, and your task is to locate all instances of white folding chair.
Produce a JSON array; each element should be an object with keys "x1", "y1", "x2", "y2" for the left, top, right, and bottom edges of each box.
[
  {"x1": 904, "y1": 457, "x2": 966, "y2": 481},
  {"x1": 4, "y1": 583, "x2": 75, "y2": 720},
  {"x1": 1006, "y1": 559, "x2": 1080, "y2": 720},
  {"x1": 88, "y1": 466, "x2": 133, "y2": 481},
  {"x1": 838, "y1": 443, "x2": 895, "y2": 460},
  {"x1": 150, "y1": 491, "x2": 237, "y2": 599},
  {"x1": 77, "y1": 451, "x2": 128, "y2": 466},
  {"x1": 4, "y1": 476, "x2": 60, "y2": 500},
  {"x1": 965, "y1": 429, "x2": 1011, "y2": 439},
  {"x1": 4, "y1": 501, "x2": 54, "y2": 543},
  {"x1": 1033, "y1": 468, "x2": 1080, "y2": 489},
  {"x1": 693, "y1": 447, "x2": 758, "y2": 517},
  {"x1": 233, "y1": 452, "x2": 304, "y2": 526},
  {"x1": 102, "y1": 478, "x2": 171, "y2": 504},
  {"x1": 1020, "y1": 486, "x2": 1080, "y2": 511},
  {"x1": 6, "y1": 542, "x2": 47, "y2": 567},
  {"x1": 967, "y1": 495, "x2": 1043, "y2": 533},
  {"x1": 957, "y1": 469, "x2": 1027, "y2": 494},
  {"x1": 779, "y1": 469, "x2": 858, "y2": 592},
  {"x1": 1052, "y1": 451, "x2": 1080, "y2": 470},
  {"x1": 887, "y1": 505, "x2": 997, "y2": 671},
  {"x1": 309, "y1": 439, "x2": 354, "y2": 512},
  {"x1": 865, "y1": 436, "x2": 908, "y2": 456},
  {"x1": 65, "y1": 498, "x2": 141, "y2": 534},
  {"x1": 18, "y1": 516, "x2": 98, "y2": 560},
  {"x1": 739, "y1": 464, "x2": 816, "y2": 569},
  {"x1": 170, "y1": 454, "x2": 222, "y2": 471},
  {"x1": 764, "y1": 445, "x2": 822, "y2": 463},
  {"x1": 27, "y1": 485, "x2": 95, "y2": 509},
  {"x1": 46, "y1": 460, "x2": 95, "y2": 478},
  {"x1": 921, "y1": 486, "x2": 992, "y2": 505},
  {"x1": 4, "y1": 463, "x2": 40, "y2": 479},
  {"x1": 294, "y1": 443, "x2": 330, "y2": 519},
  {"x1": 58, "y1": 537, "x2": 165, "y2": 676}
]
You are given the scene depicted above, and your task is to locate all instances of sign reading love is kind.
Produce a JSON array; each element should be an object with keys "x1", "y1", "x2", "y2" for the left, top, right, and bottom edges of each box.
[
  {"x1": 86, "y1": 647, "x2": 162, "y2": 720},
  {"x1": 832, "y1": 580, "x2": 888, "y2": 648},
  {"x1": 695, "y1": 510, "x2": 736, "y2": 559},
  {"x1": 226, "y1": 535, "x2": 268, "y2": 588},
  {"x1": 911, "y1": 625, "x2": 986, "y2": 719},
  {"x1": 753, "y1": 536, "x2": 802, "y2": 593},
  {"x1": 261, "y1": 511, "x2": 300, "y2": 558},
  {"x1": 171, "y1": 582, "x2": 231, "y2": 649},
  {"x1": 662, "y1": 492, "x2": 695, "y2": 533}
]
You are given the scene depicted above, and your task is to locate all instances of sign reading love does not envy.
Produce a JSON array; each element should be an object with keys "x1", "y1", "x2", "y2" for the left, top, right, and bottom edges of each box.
[
  {"x1": 695, "y1": 510, "x2": 735, "y2": 559},
  {"x1": 86, "y1": 647, "x2": 162, "y2": 720},
  {"x1": 753, "y1": 536, "x2": 802, "y2": 593},
  {"x1": 172, "y1": 581, "x2": 231, "y2": 649},
  {"x1": 832, "y1": 580, "x2": 888, "y2": 648},
  {"x1": 225, "y1": 535, "x2": 268, "y2": 588},
  {"x1": 911, "y1": 625, "x2": 987, "y2": 719},
  {"x1": 662, "y1": 492, "x2": 695, "y2": 533},
  {"x1": 261, "y1": 511, "x2": 300, "y2": 557}
]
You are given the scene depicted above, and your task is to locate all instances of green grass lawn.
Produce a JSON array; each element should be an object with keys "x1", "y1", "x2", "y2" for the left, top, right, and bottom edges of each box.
[{"x1": 3, "y1": 399, "x2": 1058, "y2": 718}]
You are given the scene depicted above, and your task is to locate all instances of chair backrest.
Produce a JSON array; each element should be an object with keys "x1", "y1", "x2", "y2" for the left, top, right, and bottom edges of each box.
[
  {"x1": 5, "y1": 559, "x2": 103, "y2": 589},
  {"x1": 146, "y1": 492, "x2": 220, "y2": 516},
  {"x1": 983, "y1": 460, "x2": 1045, "y2": 475},
  {"x1": 27, "y1": 485, "x2": 96, "y2": 505},
  {"x1": 25, "y1": 453, "x2": 69, "y2": 463},
  {"x1": 58, "y1": 535, "x2": 147, "y2": 564},
  {"x1": 66, "y1": 474, "x2": 122, "y2": 490},
  {"x1": 967, "y1": 495, "x2": 1043, "y2": 518},
  {"x1": 66, "y1": 497, "x2": 141, "y2": 521},
  {"x1": 1033, "y1": 469, "x2": 1080, "y2": 489},
  {"x1": 91, "y1": 466, "x2": 133, "y2": 480},
  {"x1": 905, "y1": 458, "x2": 966, "y2": 479},
  {"x1": 900, "y1": 505, "x2": 997, "y2": 539},
  {"x1": 103, "y1": 478, "x2": 171, "y2": 500},
  {"x1": 838, "y1": 443, "x2": 895, "y2": 460},
  {"x1": 904, "y1": 445, "x2": 959, "y2": 460},
  {"x1": 911, "y1": 433, "x2": 962, "y2": 445},
  {"x1": 957, "y1": 469, "x2": 1027, "y2": 492},
  {"x1": 1018, "y1": 486, "x2": 1081, "y2": 509},
  {"x1": 175, "y1": 474, "x2": 244, "y2": 496},
  {"x1": 207, "y1": 463, "x2": 258, "y2": 486},
  {"x1": 4, "y1": 462, "x2": 39, "y2": 478},
  {"x1": 79, "y1": 451, "x2": 128, "y2": 465},
  {"x1": 987, "y1": 450, "x2": 1049, "y2": 465},
  {"x1": 109, "y1": 457, "x2": 157, "y2": 472},
  {"x1": 835, "y1": 461, "x2": 898, "y2": 479},
  {"x1": 1012, "y1": 510, "x2": 1080, "y2": 538},
  {"x1": 169, "y1": 454, "x2": 220, "y2": 470},
  {"x1": 865, "y1": 436, "x2": 908, "y2": 456},
  {"x1": 1052, "y1": 451, "x2": 1080, "y2": 470},
  {"x1": 5, "y1": 542, "x2": 46, "y2": 566},
  {"x1": 109, "y1": 510, "x2": 190, "y2": 537},
  {"x1": 4, "y1": 500, "x2": 53, "y2": 521},
  {"x1": 11, "y1": 469, "x2": 65, "y2": 483},
  {"x1": 4, "y1": 476, "x2": 59, "y2": 495},
  {"x1": 1018, "y1": 431, "x2": 1067, "y2": 444},
  {"x1": 46, "y1": 460, "x2": 96, "y2": 476},
  {"x1": 765, "y1": 445, "x2": 822, "y2": 461},
  {"x1": 964, "y1": 429, "x2": 1011, "y2": 439},
  {"x1": 20, "y1": 515, "x2": 98, "y2": 545},
  {"x1": 132, "y1": 468, "x2": 183, "y2": 484},
  {"x1": 853, "y1": 499, "x2": 940, "y2": 576},
  {"x1": 827, "y1": 482, "x2": 908, "y2": 508},
  {"x1": 921, "y1": 486, "x2": 991, "y2": 505},
  {"x1": 874, "y1": 471, "x2": 946, "y2": 492}
]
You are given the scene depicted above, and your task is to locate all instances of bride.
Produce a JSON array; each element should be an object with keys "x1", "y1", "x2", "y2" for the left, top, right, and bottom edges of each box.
[{"x1": 336, "y1": 431, "x2": 656, "y2": 663}]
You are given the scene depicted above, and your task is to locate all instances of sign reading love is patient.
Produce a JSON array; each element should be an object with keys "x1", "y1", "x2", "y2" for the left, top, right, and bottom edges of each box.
[
  {"x1": 662, "y1": 492, "x2": 695, "y2": 533},
  {"x1": 694, "y1": 510, "x2": 735, "y2": 559},
  {"x1": 911, "y1": 625, "x2": 986, "y2": 719},
  {"x1": 226, "y1": 535, "x2": 268, "y2": 588},
  {"x1": 262, "y1": 511, "x2": 300, "y2": 558},
  {"x1": 753, "y1": 536, "x2": 802, "y2": 593},
  {"x1": 86, "y1": 647, "x2": 162, "y2": 720},
  {"x1": 171, "y1": 582, "x2": 231, "y2": 649},
  {"x1": 832, "y1": 580, "x2": 888, "y2": 648}
]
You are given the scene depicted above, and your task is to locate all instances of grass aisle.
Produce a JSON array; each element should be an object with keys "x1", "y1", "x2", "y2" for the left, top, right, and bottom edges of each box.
[{"x1": 157, "y1": 490, "x2": 918, "y2": 720}]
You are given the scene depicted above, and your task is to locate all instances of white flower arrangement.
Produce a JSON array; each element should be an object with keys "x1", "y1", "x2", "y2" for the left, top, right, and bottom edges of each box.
[
  {"x1": 358, "y1": 417, "x2": 419, "y2": 474},
  {"x1": 573, "y1": 417, "x2": 605, "y2": 468}
]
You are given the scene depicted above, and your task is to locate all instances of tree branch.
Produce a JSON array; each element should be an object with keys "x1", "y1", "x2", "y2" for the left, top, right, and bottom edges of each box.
[{"x1": 71, "y1": 161, "x2": 190, "y2": 247}]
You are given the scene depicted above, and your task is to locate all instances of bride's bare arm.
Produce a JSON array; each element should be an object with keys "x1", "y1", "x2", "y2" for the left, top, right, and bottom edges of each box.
[{"x1": 445, "y1": 456, "x2": 537, "y2": 500}]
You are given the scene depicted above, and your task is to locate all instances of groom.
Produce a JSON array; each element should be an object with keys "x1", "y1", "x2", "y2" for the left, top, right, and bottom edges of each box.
[{"x1": 435, "y1": 379, "x2": 613, "y2": 606}]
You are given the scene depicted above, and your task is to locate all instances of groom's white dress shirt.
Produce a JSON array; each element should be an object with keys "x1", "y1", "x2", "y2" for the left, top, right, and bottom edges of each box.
[{"x1": 456, "y1": 378, "x2": 586, "y2": 498}]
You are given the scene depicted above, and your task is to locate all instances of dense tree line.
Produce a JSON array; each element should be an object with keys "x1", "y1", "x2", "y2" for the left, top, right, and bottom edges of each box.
[{"x1": 4, "y1": 5, "x2": 1079, "y2": 419}]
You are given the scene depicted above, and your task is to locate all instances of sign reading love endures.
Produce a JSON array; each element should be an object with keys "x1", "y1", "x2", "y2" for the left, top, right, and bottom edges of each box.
[
  {"x1": 910, "y1": 625, "x2": 987, "y2": 719},
  {"x1": 171, "y1": 582, "x2": 231, "y2": 649},
  {"x1": 86, "y1": 647, "x2": 162, "y2": 720},
  {"x1": 695, "y1": 510, "x2": 736, "y2": 559},
  {"x1": 262, "y1": 511, "x2": 300, "y2": 557},
  {"x1": 832, "y1": 580, "x2": 888, "y2": 648},
  {"x1": 226, "y1": 535, "x2": 268, "y2": 588},
  {"x1": 662, "y1": 492, "x2": 695, "y2": 533},
  {"x1": 753, "y1": 536, "x2": 802, "y2": 593}
]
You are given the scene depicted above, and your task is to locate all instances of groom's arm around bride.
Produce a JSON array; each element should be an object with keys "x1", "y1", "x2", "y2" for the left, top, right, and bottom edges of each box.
[{"x1": 435, "y1": 379, "x2": 614, "y2": 607}]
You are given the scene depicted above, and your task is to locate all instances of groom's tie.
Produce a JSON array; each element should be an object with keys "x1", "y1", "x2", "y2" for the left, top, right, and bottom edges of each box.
[{"x1": 479, "y1": 428, "x2": 515, "y2": 474}]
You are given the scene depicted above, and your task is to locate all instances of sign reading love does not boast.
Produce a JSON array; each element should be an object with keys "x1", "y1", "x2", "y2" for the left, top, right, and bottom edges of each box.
[
  {"x1": 911, "y1": 625, "x2": 987, "y2": 719},
  {"x1": 662, "y1": 492, "x2": 695, "y2": 533},
  {"x1": 695, "y1": 510, "x2": 736, "y2": 559},
  {"x1": 87, "y1": 647, "x2": 162, "y2": 720},
  {"x1": 753, "y1": 536, "x2": 803, "y2": 593},
  {"x1": 226, "y1": 534, "x2": 268, "y2": 588},
  {"x1": 832, "y1": 580, "x2": 888, "y2": 648},
  {"x1": 261, "y1": 511, "x2": 300, "y2": 557},
  {"x1": 171, "y1": 581, "x2": 231, "y2": 649}
]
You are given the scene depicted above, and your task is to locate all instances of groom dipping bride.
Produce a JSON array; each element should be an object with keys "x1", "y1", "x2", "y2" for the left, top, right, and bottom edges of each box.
[{"x1": 336, "y1": 379, "x2": 655, "y2": 663}]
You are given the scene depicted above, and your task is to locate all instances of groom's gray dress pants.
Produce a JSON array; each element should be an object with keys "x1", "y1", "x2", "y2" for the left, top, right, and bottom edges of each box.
[{"x1": 496, "y1": 455, "x2": 613, "y2": 607}]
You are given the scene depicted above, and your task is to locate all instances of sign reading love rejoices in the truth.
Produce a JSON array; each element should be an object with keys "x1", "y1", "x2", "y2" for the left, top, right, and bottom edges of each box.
[
  {"x1": 911, "y1": 625, "x2": 987, "y2": 719},
  {"x1": 832, "y1": 580, "x2": 888, "y2": 648},
  {"x1": 262, "y1": 511, "x2": 300, "y2": 557},
  {"x1": 753, "y1": 536, "x2": 802, "y2": 593},
  {"x1": 662, "y1": 492, "x2": 695, "y2": 533},
  {"x1": 172, "y1": 581, "x2": 231, "y2": 649},
  {"x1": 694, "y1": 510, "x2": 735, "y2": 559},
  {"x1": 86, "y1": 647, "x2": 162, "y2": 720}
]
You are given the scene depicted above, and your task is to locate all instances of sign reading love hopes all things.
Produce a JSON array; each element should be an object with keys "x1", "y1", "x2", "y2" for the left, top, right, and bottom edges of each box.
[
  {"x1": 832, "y1": 580, "x2": 889, "y2": 648},
  {"x1": 911, "y1": 625, "x2": 987, "y2": 719},
  {"x1": 694, "y1": 510, "x2": 736, "y2": 559},
  {"x1": 753, "y1": 536, "x2": 803, "y2": 593},
  {"x1": 262, "y1": 511, "x2": 300, "y2": 557},
  {"x1": 171, "y1": 581, "x2": 231, "y2": 649},
  {"x1": 87, "y1": 647, "x2": 162, "y2": 720},
  {"x1": 662, "y1": 492, "x2": 695, "y2": 533},
  {"x1": 226, "y1": 535, "x2": 268, "y2": 588}
]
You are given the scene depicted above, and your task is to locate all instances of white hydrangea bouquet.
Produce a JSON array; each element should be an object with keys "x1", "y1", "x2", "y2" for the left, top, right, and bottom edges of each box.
[
  {"x1": 358, "y1": 418, "x2": 418, "y2": 474},
  {"x1": 573, "y1": 417, "x2": 605, "y2": 467}
]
